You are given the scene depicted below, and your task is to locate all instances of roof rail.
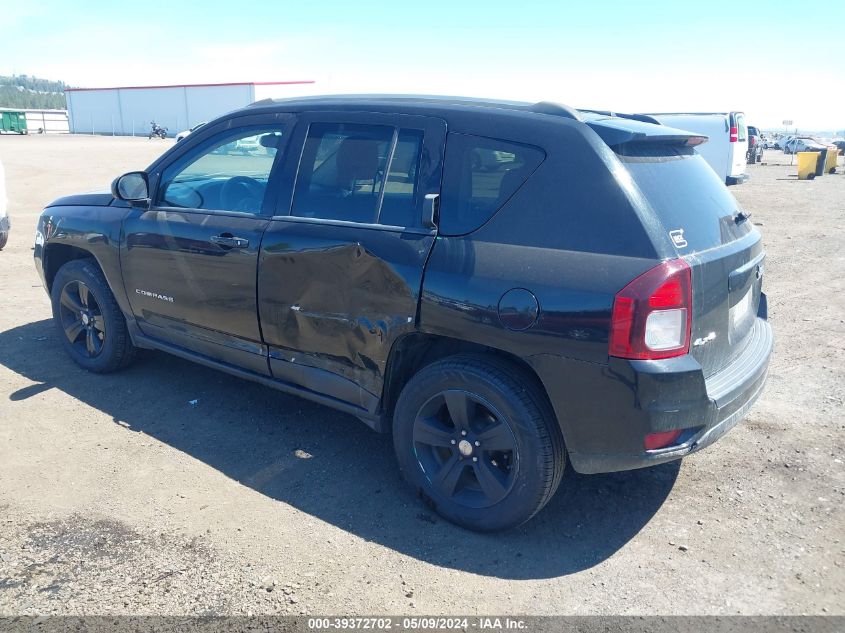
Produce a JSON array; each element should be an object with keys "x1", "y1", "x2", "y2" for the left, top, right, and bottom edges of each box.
[
  {"x1": 580, "y1": 109, "x2": 661, "y2": 124},
  {"x1": 249, "y1": 98, "x2": 276, "y2": 107},
  {"x1": 530, "y1": 101, "x2": 581, "y2": 120}
]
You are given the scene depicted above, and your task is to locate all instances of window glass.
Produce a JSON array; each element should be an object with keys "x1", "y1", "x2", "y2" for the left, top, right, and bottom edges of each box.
[
  {"x1": 292, "y1": 123, "x2": 392, "y2": 224},
  {"x1": 159, "y1": 128, "x2": 284, "y2": 213},
  {"x1": 291, "y1": 123, "x2": 424, "y2": 226},
  {"x1": 439, "y1": 133, "x2": 545, "y2": 236},
  {"x1": 617, "y1": 143, "x2": 751, "y2": 253},
  {"x1": 379, "y1": 130, "x2": 423, "y2": 227}
]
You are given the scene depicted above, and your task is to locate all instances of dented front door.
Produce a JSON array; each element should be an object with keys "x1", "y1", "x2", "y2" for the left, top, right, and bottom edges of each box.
[{"x1": 257, "y1": 111, "x2": 446, "y2": 414}]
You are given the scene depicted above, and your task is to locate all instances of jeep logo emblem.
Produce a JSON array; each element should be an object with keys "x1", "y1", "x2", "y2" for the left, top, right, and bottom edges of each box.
[{"x1": 669, "y1": 229, "x2": 688, "y2": 248}]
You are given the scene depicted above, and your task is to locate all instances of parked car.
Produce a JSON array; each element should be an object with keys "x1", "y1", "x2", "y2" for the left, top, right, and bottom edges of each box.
[
  {"x1": 746, "y1": 125, "x2": 763, "y2": 164},
  {"x1": 642, "y1": 111, "x2": 749, "y2": 184},
  {"x1": 33, "y1": 96, "x2": 772, "y2": 531},
  {"x1": 831, "y1": 140, "x2": 845, "y2": 155},
  {"x1": 0, "y1": 157, "x2": 8, "y2": 250},
  {"x1": 774, "y1": 136, "x2": 791, "y2": 150},
  {"x1": 784, "y1": 136, "x2": 825, "y2": 154},
  {"x1": 175, "y1": 121, "x2": 207, "y2": 143}
]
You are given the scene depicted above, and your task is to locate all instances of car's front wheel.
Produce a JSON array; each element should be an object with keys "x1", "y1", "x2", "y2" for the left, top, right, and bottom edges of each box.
[
  {"x1": 50, "y1": 259, "x2": 136, "y2": 373},
  {"x1": 393, "y1": 355, "x2": 565, "y2": 531}
]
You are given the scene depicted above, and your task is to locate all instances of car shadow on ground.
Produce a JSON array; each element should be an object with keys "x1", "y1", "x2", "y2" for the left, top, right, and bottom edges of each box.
[{"x1": 1, "y1": 319, "x2": 679, "y2": 580}]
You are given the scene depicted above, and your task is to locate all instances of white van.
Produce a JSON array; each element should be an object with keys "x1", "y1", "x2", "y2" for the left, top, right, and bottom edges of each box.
[{"x1": 642, "y1": 112, "x2": 749, "y2": 185}]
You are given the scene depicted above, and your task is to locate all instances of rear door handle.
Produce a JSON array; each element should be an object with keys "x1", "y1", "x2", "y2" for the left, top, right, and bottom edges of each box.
[{"x1": 210, "y1": 234, "x2": 249, "y2": 249}]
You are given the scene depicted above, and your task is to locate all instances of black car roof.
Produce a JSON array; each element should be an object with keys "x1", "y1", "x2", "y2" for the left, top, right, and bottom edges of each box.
[
  {"x1": 248, "y1": 94, "x2": 705, "y2": 147},
  {"x1": 249, "y1": 94, "x2": 582, "y2": 120}
]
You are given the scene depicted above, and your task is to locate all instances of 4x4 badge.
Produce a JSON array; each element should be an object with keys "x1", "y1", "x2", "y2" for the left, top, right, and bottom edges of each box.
[{"x1": 669, "y1": 229, "x2": 688, "y2": 248}]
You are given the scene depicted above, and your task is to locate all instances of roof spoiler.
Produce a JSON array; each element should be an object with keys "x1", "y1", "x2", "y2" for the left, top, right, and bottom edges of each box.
[{"x1": 586, "y1": 117, "x2": 709, "y2": 148}]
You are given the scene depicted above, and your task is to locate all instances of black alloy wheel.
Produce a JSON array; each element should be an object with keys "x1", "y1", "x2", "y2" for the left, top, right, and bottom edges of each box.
[
  {"x1": 50, "y1": 258, "x2": 136, "y2": 373},
  {"x1": 57, "y1": 279, "x2": 106, "y2": 358},
  {"x1": 413, "y1": 389, "x2": 518, "y2": 509},
  {"x1": 393, "y1": 355, "x2": 565, "y2": 531}
]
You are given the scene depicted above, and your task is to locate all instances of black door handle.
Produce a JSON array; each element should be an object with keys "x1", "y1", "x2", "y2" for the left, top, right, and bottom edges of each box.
[{"x1": 210, "y1": 234, "x2": 249, "y2": 249}]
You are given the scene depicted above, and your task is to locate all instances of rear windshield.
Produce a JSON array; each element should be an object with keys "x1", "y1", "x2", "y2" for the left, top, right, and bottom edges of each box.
[{"x1": 617, "y1": 144, "x2": 751, "y2": 253}]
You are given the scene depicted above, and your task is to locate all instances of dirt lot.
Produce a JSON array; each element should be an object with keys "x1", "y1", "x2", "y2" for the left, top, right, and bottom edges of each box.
[{"x1": 0, "y1": 135, "x2": 843, "y2": 615}]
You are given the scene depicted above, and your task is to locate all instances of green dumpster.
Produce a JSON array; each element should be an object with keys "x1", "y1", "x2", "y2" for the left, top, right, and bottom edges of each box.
[{"x1": 0, "y1": 111, "x2": 28, "y2": 134}]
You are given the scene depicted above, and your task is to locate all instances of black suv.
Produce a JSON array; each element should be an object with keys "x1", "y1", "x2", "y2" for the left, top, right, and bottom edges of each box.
[
  {"x1": 33, "y1": 96, "x2": 772, "y2": 531},
  {"x1": 747, "y1": 125, "x2": 763, "y2": 164}
]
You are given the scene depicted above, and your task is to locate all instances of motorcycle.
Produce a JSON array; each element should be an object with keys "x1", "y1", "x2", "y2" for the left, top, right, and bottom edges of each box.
[{"x1": 148, "y1": 121, "x2": 168, "y2": 139}]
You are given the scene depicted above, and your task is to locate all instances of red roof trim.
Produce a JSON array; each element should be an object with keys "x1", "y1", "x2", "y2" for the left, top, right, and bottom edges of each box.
[{"x1": 65, "y1": 80, "x2": 315, "y2": 92}]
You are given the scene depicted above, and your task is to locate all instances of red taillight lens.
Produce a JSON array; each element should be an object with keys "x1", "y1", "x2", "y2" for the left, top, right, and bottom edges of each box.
[
  {"x1": 730, "y1": 126, "x2": 738, "y2": 142},
  {"x1": 644, "y1": 429, "x2": 683, "y2": 450},
  {"x1": 609, "y1": 259, "x2": 692, "y2": 360}
]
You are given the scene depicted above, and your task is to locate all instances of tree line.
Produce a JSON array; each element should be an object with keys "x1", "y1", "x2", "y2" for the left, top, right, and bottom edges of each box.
[{"x1": 0, "y1": 75, "x2": 67, "y2": 110}]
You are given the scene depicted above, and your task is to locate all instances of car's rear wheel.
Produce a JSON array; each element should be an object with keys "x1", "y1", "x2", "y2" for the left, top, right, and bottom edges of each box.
[
  {"x1": 393, "y1": 355, "x2": 565, "y2": 531},
  {"x1": 51, "y1": 259, "x2": 136, "y2": 373},
  {"x1": 0, "y1": 232, "x2": 7, "y2": 250}
]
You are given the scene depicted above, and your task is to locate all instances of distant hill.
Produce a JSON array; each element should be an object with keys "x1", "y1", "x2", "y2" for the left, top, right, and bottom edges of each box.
[{"x1": 0, "y1": 74, "x2": 66, "y2": 109}]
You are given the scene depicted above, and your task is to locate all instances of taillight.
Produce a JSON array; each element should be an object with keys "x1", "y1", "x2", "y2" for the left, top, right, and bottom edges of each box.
[
  {"x1": 609, "y1": 259, "x2": 692, "y2": 360},
  {"x1": 730, "y1": 126, "x2": 738, "y2": 142}
]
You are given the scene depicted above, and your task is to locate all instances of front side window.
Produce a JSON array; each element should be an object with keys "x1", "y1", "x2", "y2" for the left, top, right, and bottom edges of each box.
[
  {"x1": 291, "y1": 122, "x2": 423, "y2": 226},
  {"x1": 439, "y1": 133, "x2": 545, "y2": 236},
  {"x1": 158, "y1": 127, "x2": 285, "y2": 213}
]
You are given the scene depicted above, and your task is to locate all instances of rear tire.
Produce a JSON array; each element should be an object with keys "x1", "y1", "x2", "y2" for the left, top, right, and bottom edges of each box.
[
  {"x1": 50, "y1": 259, "x2": 136, "y2": 373},
  {"x1": 0, "y1": 232, "x2": 7, "y2": 250},
  {"x1": 393, "y1": 355, "x2": 565, "y2": 531}
]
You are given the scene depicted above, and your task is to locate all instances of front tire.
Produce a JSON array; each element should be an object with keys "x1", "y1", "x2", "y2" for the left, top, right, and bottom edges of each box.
[
  {"x1": 393, "y1": 355, "x2": 565, "y2": 531},
  {"x1": 50, "y1": 259, "x2": 136, "y2": 373}
]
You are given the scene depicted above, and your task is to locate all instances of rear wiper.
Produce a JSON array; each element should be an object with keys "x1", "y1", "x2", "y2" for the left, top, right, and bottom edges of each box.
[{"x1": 734, "y1": 210, "x2": 752, "y2": 223}]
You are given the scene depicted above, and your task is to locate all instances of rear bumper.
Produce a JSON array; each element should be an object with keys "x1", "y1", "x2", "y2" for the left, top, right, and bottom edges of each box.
[
  {"x1": 529, "y1": 313, "x2": 772, "y2": 475},
  {"x1": 727, "y1": 173, "x2": 750, "y2": 185}
]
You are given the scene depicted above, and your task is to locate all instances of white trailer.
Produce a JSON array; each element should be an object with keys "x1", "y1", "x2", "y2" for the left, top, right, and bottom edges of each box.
[{"x1": 65, "y1": 81, "x2": 316, "y2": 137}]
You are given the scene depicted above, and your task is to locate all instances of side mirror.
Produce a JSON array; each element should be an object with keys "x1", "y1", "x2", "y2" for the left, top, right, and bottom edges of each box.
[
  {"x1": 422, "y1": 193, "x2": 439, "y2": 229},
  {"x1": 111, "y1": 171, "x2": 149, "y2": 202}
]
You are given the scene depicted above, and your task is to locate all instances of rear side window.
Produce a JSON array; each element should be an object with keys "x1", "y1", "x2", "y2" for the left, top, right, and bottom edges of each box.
[
  {"x1": 618, "y1": 144, "x2": 751, "y2": 253},
  {"x1": 440, "y1": 133, "x2": 544, "y2": 235},
  {"x1": 291, "y1": 123, "x2": 423, "y2": 226}
]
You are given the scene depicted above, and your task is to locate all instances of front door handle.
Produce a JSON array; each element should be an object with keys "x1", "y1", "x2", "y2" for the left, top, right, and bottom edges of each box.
[{"x1": 210, "y1": 234, "x2": 249, "y2": 249}]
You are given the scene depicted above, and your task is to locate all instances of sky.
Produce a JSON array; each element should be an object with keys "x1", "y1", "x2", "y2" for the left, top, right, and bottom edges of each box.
[{"x1": 1, "y1": 0, "x2": 843, "y2": 131}]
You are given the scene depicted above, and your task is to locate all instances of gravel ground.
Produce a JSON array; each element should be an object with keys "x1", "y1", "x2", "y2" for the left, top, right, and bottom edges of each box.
[{"x1": 0, "y1": 136, "x2": 842, "y2": 615}]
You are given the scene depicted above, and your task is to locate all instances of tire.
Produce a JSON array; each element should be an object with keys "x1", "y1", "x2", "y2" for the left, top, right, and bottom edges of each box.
[
  {"x1": 0, "y1": 232, "x2": 7, "y2": 250},
  {"x1": 50, "y1": 258, "x2": 136, "y2": 373},
  {"x1": 393, "y1": 354, "x2": 565, "y2": 531}
]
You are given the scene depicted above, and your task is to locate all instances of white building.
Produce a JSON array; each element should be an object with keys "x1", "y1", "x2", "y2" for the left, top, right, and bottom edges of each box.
[
  {"x1": 0, "y1": 108, "x2": 69, "y2": 133},
  {"x1": 65, "y1": 80, "x2": 317, "y2": 136}
]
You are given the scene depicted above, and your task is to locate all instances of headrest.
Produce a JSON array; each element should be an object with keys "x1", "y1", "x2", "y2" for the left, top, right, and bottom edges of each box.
[{"x1": 336, "y1": 136, "x2": 380, "y2": 187}]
